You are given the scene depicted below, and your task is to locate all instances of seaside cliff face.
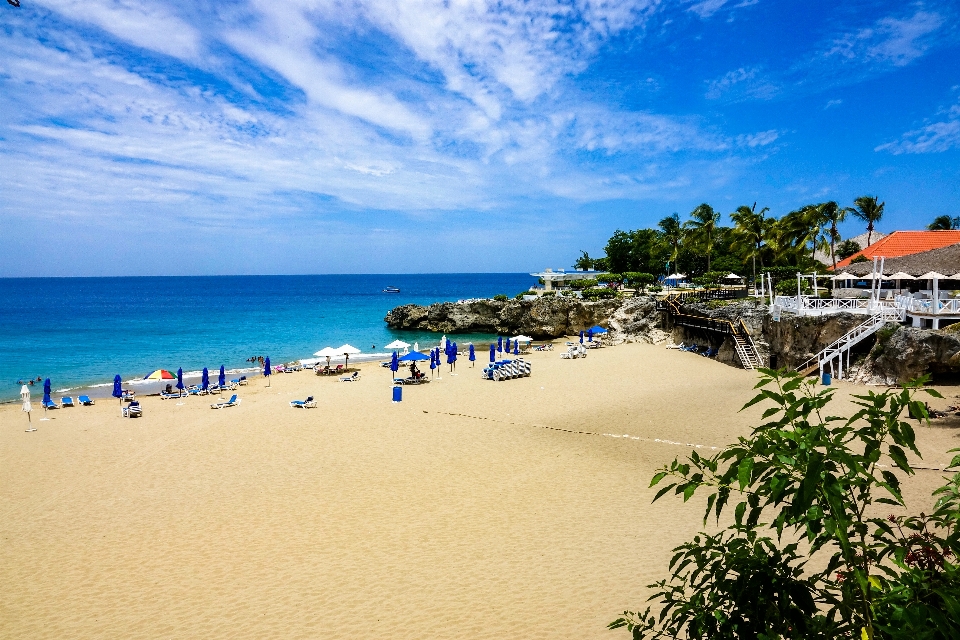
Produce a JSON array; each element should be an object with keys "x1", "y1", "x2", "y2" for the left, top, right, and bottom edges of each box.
[
  {"x1": 384, "y1": 297, "x2": 621, "y2": 339},
  {"x1": 386, "y1": 297, "x2": 960, "y2": 382}
]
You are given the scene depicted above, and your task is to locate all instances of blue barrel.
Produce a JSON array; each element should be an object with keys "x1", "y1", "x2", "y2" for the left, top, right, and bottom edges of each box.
[
  {"x1": 822, "y1": 373, "x2": 831, "y2": 386},
  {"x1": 392, "y1": 385, "x2": 402, "y2": 402}
]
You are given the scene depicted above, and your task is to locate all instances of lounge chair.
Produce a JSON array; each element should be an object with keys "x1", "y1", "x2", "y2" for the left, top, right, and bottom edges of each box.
[
  {"x1": 236, "y1": 376, "x2": 248, "y2": 386},
  {"x1": 211, "y1": 394, "x2": 240, "y2": 409},
  {"x1": 42, "y1": 398, "x2": 60, "y2": 409},
  {"x1": 339, "y1": 371, "x2": 360, "y2": 382},
  {"x1": 78, "y1": 395, "x2": 95, "y2": 406},
  {"x1": 122, "y1": 390, "x2": 136, "y2": 401},
  {"x1": 122, "y1": 401, "x2": 142, "y2": 418},
  {"x1": 160, "y1": 390, "x2": 182, "y2": 400},
  {"x1": 61, "y1": 396, "x2": 75, "y2": 407},
  {"x1": 290, "y1": 396, "x2": 317, "y2": 408},
  {"x1": 333, "y1": 365, "x2": 345, "y2": 375}
]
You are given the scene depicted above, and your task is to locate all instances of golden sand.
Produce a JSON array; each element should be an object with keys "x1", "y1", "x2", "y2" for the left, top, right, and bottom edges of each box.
[{"x1": 2, "y1": 343, "x2": 957, "y2": 639}]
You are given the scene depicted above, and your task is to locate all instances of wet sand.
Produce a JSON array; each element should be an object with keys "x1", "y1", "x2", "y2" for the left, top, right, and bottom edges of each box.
[{"x1": 2, "y1": 342, "x2": 957, "y2": 639}]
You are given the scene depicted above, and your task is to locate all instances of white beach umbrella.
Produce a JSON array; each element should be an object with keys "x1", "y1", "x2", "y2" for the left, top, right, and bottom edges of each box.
[
  {"x1": 336, "y1": 344, "x2": 361, "y2": 369},
  {"x1": 918, "y1": 272, "x2": 947, "y2": 281},
  {"x1": 385, "y1": 339, "x2": 410, "y2": 353},
  {"x1": 831, "y1": 271, "x2": 856, "y2": 280},
  {"x1": 887, "y1": 272, "x2": 915, "y2": 280},
  {"x1": 21, "y1": 385, "x2": 33, "y2": 430},
  {"x1": 947, "y1": 273, "x2": 960, "y2": 280},
  {"x1": 313, "y1": 346, "x2": 340, "y2": 369},
  {"x1": 511, "y1": 335, "x2": 534, "y2": 342},
  {"x1": 725, "y1": 273, "x2": 742, "y2": 279},
  {"x1": 413, "y1": 342, "x2": 419, "y2": 352}
]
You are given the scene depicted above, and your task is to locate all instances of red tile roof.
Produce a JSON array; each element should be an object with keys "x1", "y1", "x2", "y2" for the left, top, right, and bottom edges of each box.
[{"x1": 834, "y1": 231, "x2": 960, "y2": 269}]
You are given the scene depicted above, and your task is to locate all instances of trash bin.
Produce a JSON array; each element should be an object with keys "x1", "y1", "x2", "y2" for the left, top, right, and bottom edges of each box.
[
  {"x1": 822, "y1": 373, "x2": 831, "y2": 386},
  {"x1": 392, "y1": 385, "x2": 402, "y2": 402}
]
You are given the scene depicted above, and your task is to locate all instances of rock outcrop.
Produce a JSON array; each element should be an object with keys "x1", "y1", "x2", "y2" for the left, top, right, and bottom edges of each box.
[
  {"x1": 384, "y1": 297, "x2": 621, "y2": 339},
  {"x1": 854, "y1": 327, "x2": 960, "y2": 385}
]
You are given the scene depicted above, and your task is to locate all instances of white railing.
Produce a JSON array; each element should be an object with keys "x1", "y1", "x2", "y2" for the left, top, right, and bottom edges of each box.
[
  {"x1": 774, "y1": 296, "x2": 900, "y2": 317},
  {"x1": 896, "y1": 295, "x2": 960, "y2": 315},
  {"x1": 796, "y1": 305, "x2": 904, "y2": 378}
]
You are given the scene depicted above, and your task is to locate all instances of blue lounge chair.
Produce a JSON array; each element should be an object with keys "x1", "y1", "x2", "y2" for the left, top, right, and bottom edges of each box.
[
  {"x1": 78, "y1": 395, "x2": 95, "y2": 406},
  {"x1": 211, "y1": 394, "x2": 239, "y2": 409},
  {"x1": 290, "y1": 396, "x2": 317, "y2": 408},
  {"x1": 42, "y1": 398, "x2": 60, "y2": 409},
  {"x1": 160, "y1": 390, "x2": 182, "y2": 400},
  {"x1": 122, "y1": 401, "x2": 142, "y2": 418},
  {"x1": 61, "y1": 396, "x2": 75, "y2": 407}
]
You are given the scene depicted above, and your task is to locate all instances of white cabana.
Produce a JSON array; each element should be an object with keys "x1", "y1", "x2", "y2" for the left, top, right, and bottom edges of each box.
[
  {"x1": 918, "y1": 271, "x2": 947, "y2": 281},
  {"x1": 724, "y1": 273, "x2": 743, "y2": 279}
]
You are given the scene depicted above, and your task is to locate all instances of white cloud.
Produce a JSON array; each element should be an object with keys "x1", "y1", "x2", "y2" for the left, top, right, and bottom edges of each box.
[
  {"x1": 822, "y1": 9, "x2": 944, "y2": 68},
  {"x1": 705, "y1": 66, "x2": 777, "y2": 101},
  {"x1": 687, "y1": 0, "x2": 757, "y2": 19},
  {"x1": 876, "y1": 100, "x2": 960, "y2": 154},
  {"x1": 736, "y1": 130, "x2": 778, "y2": 148}
]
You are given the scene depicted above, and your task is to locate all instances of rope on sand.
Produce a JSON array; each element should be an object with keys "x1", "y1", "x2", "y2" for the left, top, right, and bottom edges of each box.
[{"x1": 423, "y1": 411, "x2": 952, "y2": 472}]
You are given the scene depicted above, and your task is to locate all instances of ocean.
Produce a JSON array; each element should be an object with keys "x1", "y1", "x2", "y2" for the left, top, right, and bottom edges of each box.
[{"x1": 0, "y1": 274, "x2": 534, "y2": 402}]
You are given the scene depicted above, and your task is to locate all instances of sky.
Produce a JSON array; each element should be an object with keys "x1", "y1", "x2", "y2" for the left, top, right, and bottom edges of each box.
[{"x1": 1, "y1": 0, "x2": 959, "y2": 276}]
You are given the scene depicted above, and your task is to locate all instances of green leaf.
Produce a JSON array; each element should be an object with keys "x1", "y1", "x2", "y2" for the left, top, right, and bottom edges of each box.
[
  {"x1": 738, "y1": 457, "x2": 755, "y2": 490},
  {"x1": 649, "y1": 471, "x2": 668, "y2": 487}
]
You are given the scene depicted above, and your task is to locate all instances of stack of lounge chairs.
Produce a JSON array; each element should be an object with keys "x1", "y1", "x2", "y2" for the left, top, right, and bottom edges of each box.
[
  {"x1": 122, "y1": 401, "x2": 143, "y2": 418},
  {"x1": 481, "y1": 358, "x2": 531, "y2": 381},
  {"x1": 560, "y1": 344, "x2": 587, "y2": 359}
]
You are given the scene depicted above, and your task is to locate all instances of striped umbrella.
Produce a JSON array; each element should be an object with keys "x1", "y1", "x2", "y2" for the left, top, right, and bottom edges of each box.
[{"x1": 143, "y1": 369, "x2": 177, "y2": 380}]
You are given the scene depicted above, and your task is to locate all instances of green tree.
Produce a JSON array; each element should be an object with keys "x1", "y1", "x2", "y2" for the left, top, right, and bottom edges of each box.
[
  {"x1": 604, "y1": 229, "x2": 666, "y2": 275},
  {"x1": 611, "y1": 371, "x2": 959, "y2": 640},
  {"x1": 837, "y1": 239, "x2": 862, "y2": 260},
  {"x1": 730, "y1": 203, "x2": 771, "y2": 285},
  {"x1": 574, "y1": 251, "x2": 594, "y2": 270},
  {"x1": 684, "y1": 203, "x2": 720, "y2": 271},
  {"x1": 927, "y1": 215, "x2": 960, "y2": 231},
  {"x1": 852, "y1": 196, "x2": 885, "y2": 247},
  {"x1": 624, "y1": 272, "x2": 656, "y2": 292},
  {"x1": 657, "y1": 213, "x2": 684, "y2": 274}
]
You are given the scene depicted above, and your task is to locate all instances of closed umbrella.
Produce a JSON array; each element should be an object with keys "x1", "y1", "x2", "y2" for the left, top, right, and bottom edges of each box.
[
  {"x1": 513, "y1": 341, "x2": 519, "y2": 355},
  {"x1": 390, "y1": 351, "x2": 399, "y2": 380},
  {"x1": 505, "y1": 338, "x2": 511, "y2": 354},
  {"x1": 588, "y1": 328, "x2": 593, "y2": 342},
  {"x1": 579, "y1": 330, "x2": 584, "y2": 344},
  {"x1": 451, "y1": 342, "x2": 458, "y2": 371},
  {"x1": 469, "y1": 343, "x2": 475, "y2": 367},
  {"x1": 264, "y1": 357, "x2": 271, "y2": 386},
  {"x1": 219, "y1": 365, "x2": 226, "y2": 387},
  {"x1": 43, "y1": 378, "x2": 51, "y2": 406},
  {"x1": 113, "y1": 375, "x2": 122, "y2": 404},
  {"x1": 176, "y1": 368, "x2": 185, "y2": 392},
  {"x1": 497, "y1": 336, "x2": 503, "y2": 357},
  {"x1": 489, "y1": 343, "x2": 496, "y2": 363},
  {"x1": 202, "y1": 367, "x2": 209, "y2": 391},
  {"x1": 430, "y1": 350, "x2": 437, "y2": 373},
  {"x1": 22, "y1": 384, "x2": 33, "y2": 428}
]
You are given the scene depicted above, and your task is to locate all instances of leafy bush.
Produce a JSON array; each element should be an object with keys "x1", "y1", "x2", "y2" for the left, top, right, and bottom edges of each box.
[
  {"x1": 492, "y1": 294, "x2": 508, "y2": 301},
  {"x1": 624, "y1": 272, "x2": 656, "y2": 292},
  {"x1": 852, "y1": 254, "x2": 870, "y2": 264},
  {"x1": 581, "y1": 287, "x2": 616, "y2": 300},
  {"x1": 514, "y1": 293, "x2": 526, "y2": 300},
  {"x1": 871, "y1": 324, "x2": 900, "y2": 357},
  {"x1": 649, "y1": 285, "x2": 663, "y2": 293},
  {"x1": 837, "y1": 239, "x2": 862, "y2": 260},
  {"x1": 611, "y1": 371, "x2": 959, "y2": 640},
  {"x1": 540, "y1": 290, "x2": 557, "y2": 297},
  {"x1": 596, "y1": 273, "x2": 623, "y2": 284},
  {"x1": 570, "y1": 278, "x2": 598, "y2": 290}
]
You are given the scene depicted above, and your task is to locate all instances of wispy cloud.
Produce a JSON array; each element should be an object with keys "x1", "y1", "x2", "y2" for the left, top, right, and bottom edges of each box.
[
  {"x1": 705, "y1": 66, "x2": 778, "y2": 101},
  {"x1": 821, "y1": 8, "x2": 944, "y2": 68},
  {"x1": 876, "y1": 98, "x2": 960, "y2": 154}
]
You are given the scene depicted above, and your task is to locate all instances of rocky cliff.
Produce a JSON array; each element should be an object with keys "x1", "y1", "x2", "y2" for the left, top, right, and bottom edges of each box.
[{"x1": 384, "y1": 297, "x2": 621, "y2": 339}]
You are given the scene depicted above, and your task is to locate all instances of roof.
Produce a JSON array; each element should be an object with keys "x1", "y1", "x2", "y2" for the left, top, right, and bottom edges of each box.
[
  {"x1": 814, "y1": 231, "x2": 886, "y2": 265},
  {"x1": 835, "y1": 231, "x2": 960, "y2": 269},
  {"x1": 842, "y1": 243, "x2": 960, "y2": 277}
]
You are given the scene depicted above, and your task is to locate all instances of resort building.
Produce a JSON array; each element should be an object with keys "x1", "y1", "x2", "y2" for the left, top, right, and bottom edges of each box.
[
  {"x1": 529, "y1": 268, "x2": 604, "y2": 291},
  {"x1": 834, "y1": 230, "x2": 960, "y2": 270}
]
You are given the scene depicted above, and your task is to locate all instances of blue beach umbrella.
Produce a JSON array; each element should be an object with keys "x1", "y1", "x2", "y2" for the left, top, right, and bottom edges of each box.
[
  {"x1": 43, "y1": 378, "x2": 51, "y2": 406},
  {"x1": 588, "y1": 325, "x2": 608, "y2": 334},
  {"x1": 579, "y1": 330, "x2": 584, "y2": 344},
  {"x1": 430, "y1": 350, "x2": 437, "y2": 371},
  {"x1": 219, "y1": 365, "x2": 226, "y2": 387},
  {"x1": 264, "y1": 357, "x2": 271, "y2": 386},
  {"x1": 399, "y1": 351, "x2": 429, "y2": 362},
  {"x1": 469, "y1": 343, "x2": 475, "y2": 366},
  {"x1": 514, "y1": 341, "x2": 519, "y2": 355},
  {"x1": 202, "y1": 367, "x2": 209, "y2": 391},
  {"x1": 390, "y1": 351, "x2": 399, "y2": 379},
  {"x1": 176, "y1": 368, "x2": 184, "y2": 391},
  {"x1": 113, "y1": 375, "x2": 122, "y2": 400},
  {"x1": 505, "y1": 338, "x2": 511, "y2": 354},
  {"x1": 489, "y1": 343, "x2": 496, "y2": 362},
  {"x1": 588, "y1": 328, "x2": 593, "y2": 342}
]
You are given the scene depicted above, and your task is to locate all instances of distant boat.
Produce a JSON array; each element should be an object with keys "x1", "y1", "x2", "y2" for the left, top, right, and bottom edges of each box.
[{"x1": 383, "y1": 286, "x2": 401, "y2": 293}]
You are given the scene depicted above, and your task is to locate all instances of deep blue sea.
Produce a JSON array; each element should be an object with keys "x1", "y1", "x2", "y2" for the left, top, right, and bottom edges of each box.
[{"x1": 0, "y1": 274, "x2": 533, "y2": 402}]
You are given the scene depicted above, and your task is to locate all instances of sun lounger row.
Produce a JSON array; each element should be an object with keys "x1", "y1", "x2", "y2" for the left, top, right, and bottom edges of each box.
[
  {"x1": 560, "y1": 344, "x2": 587, "y2": 359},
  {"x1": 482, "y1": 358, "x2": 531, "y2": 381},
  {"x1": 41, "y1": 395, "x2": 95, "y2": 409}
]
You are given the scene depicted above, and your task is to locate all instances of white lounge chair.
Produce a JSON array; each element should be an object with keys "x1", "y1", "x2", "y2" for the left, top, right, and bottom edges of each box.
[
  {"x1": 211, "y1": 394, "x2": 240, "y2": 409},
  {"x1": 290, "y1": 396, "x2": 317, "y2": 408},
  {"x1": 122, "y1": 401, "x2": 143, "y2": 418},
  {"x1": 339, "y1": 371, "x2": 360, "y2": 382}
]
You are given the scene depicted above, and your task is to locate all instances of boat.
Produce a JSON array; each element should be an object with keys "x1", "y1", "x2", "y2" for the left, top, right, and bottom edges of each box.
[{"x1": 383, "y1": 286, "x2": 401, "y2": 293}]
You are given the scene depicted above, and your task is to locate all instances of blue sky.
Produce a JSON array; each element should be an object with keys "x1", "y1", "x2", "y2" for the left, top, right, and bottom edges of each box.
[{"x1": 1, "y1": 0, "x2": 958, "y2": 276}]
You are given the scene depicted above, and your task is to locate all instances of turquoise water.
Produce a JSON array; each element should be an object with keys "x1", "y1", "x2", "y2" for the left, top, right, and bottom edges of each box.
[{"x1": 0, "y1": 274, "x2": 533, "y2": 401}]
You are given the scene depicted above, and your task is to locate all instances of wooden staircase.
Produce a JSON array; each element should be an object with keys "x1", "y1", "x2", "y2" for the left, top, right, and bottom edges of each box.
[{"x1": 658, "y1": 290, "x2": 763, "y2": 370}]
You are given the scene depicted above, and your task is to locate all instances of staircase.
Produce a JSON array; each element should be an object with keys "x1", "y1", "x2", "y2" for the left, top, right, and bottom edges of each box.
[
  {"x1": 795, "y1": 307, "x2": 905, "y2": 378},
  {"x1": 732, "y1": 320, "x2": 763, "y2": 370},
  {"x1": 658, "y1": 292, "x2": 763, "y2": 370}
]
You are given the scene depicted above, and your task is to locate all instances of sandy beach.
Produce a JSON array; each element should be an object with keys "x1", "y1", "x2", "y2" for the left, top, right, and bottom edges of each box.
[{"x1": 3, "y1": 342, "x2": 958, "y2": 639}]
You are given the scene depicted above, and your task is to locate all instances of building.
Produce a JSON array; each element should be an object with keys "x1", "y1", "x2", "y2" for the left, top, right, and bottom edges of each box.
[
  {"x1": 834, "y1": 230, "x2": 960, "y2": 270},
  {"x1": 529, "y1": 268, "x2": 603, "y2": 291}
]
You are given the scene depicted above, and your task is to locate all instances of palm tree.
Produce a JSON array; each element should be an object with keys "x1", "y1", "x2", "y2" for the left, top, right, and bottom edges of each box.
[
  {"x1": 730, "y1": 203, "x2": 770, "y2": 285},
  {"x1": 818, "y1": 201, "x2": 850, "y2": 270},
  {"x1": 683, "y1": 203, "x2": 720, "y2": 271},
  {"x1": 781, "y1": 205, "x2": 828, "y2": 266},
  {"x1": 657, "y1": 213, "x2": 684, "y2": 273},
  {"x1": 851, "y1": 196, "x2": 885, "y2": 246},
  {"x1": 928, "y1": 215, "x2": 960, "y2": 230}
]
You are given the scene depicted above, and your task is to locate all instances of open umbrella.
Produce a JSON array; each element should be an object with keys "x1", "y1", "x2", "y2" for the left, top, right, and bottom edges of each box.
[
  {"x1": 588, "y1": 325, "x2": 608, "y2": 334},
  {"x1": 202, "y1": 367, "x2": 209, "y2": 391},
  {"x1": 176, "y1": 368, "x2": 185, "y2": 391},
  {"x1": 337, "y1": 344, "x2": 361, "y2": 371},
  {"x1": 469, "y1": 343, "x2": 475, "y2": 366},
  {"x1": 314, "y1": 346, "x2": 340, "y2": 371},
  {"x1": 385, "y1": 340, "x2": 410, "y2": 354},
  {"x1": 399, "y1": 351, "x2": 430, "y2": 361},
  {"x1": 219, "y1": 365, "x2": 226, "y2": 387},
  {"x1": 113, "y1": 375, "x2": 122, "y2": 404},
  {"x1": 143, "y1": 369, "x2": 177, "y2": 380},
  {"x1": 489, "y1": 343, "x2": 496, "y2": 363},
  {"x1": 264, "y1": 357, "x2": 271, "y2": 386},
  {"x1": 390, "y1": 351, "x2": 399, "y2": 379}
]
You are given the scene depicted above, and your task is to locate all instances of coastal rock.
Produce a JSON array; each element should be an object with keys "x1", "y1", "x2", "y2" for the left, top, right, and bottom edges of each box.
[
  {"x1": 761, "y1": 311, "x2": 867, "y2": 370},
  {"x1": 384, "y1": 297, "x2": 620, "y2": 339},
  {"x1": 607, "y1": 296, "x2": 669, "y2": 344},
  {"x1": 854, "y1": 327, "x2": 960, "y2": 385}
]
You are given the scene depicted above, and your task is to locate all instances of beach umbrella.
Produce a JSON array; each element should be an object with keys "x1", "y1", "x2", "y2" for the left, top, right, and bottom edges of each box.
[
  {"x1": 588, "y1": 325, "x2": 608, "y2": 334},
  {"x1": 505, "y1": 338, "x2": 511, "y2": 353},
  {"x1": 219, "y1": 365, "x2": 226, "y2": 387},
  {"x1": 143, "y1": 369, "x2": 177, "y2": 380},
  {"x1": 43, "y1": 378, "x2": 51, "y2": 405},
  {"x1": 385, "y1": 340, "x2": 410, "y2": 354},
  {"x1": 430, "y1": 350, "x2": 437, "y2": 372},
  {"x1": 513, "y1": 341, "x2": 519, "y2": 355},
  {"x1": 264, "y1": 357, "x2": 271, "y2": 386},
  {"x1": 314, "y1": 346, "x2": 339, "y2": 370},
  {"x1": 202, "y1": 367, "x2": 209, "y2": 391},
  {"x1": 451, "y1": 342, "x2": 458, "y2": 370},
  {"x1": 176, "y1": 368, "x2": 185, "y2": 391},
  {"x1": 489, "y1": 343, "x2": 496, "y2": 362},
  {"x1": 113, "y1": 375, "x2": 122, "y2": 404},
  {"x1": 413, "y1": 342, "x2": 419, "y2": 352},
  {"x1": 579, "y1": 330, "x2": 584, "y2": 344},
  {"x1": 390, "y1": 351, "x2": 399, "y2": 379},
  {"x1": 336, "y1": 344, "x2": 361, "y2": 370},
  {"x1": 399, "y1": 351, "x2": 430, "y2": 361},
  {"x1": 497, "y1": 336, "x2": 503, "y2": 355},
  {"x1": 21, "y1": 385, "x2": 32, "y2": 426},
  {"x1": 469, "y1": 343, "x2": 475, "y2": 366},
  {"x1": 588, "y1": 328, "x2": 593, "y2": 342}
]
